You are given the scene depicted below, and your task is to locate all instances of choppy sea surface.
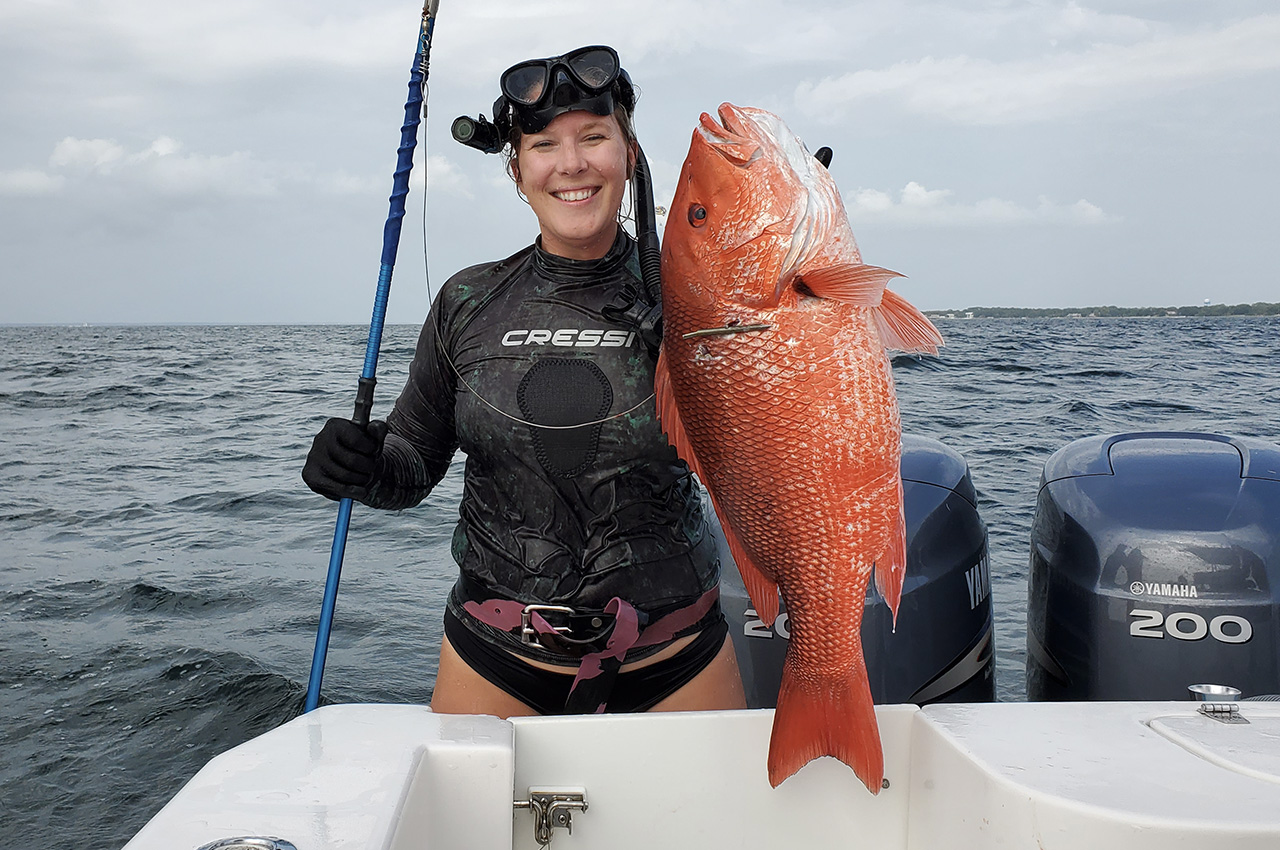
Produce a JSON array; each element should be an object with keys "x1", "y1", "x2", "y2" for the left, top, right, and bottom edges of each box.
[{"x1": 2, "y1": 318, "x2": 1278, "y2": 845}]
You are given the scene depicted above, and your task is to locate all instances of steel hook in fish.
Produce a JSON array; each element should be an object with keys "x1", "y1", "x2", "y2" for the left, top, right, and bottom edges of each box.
[{"x1": 681, "y1": 323, "x2": 772, "y2": 340}]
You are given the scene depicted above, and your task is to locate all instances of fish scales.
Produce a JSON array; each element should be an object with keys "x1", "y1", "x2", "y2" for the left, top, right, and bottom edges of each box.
[{"x1": 656, "y1": 103, "x2": 942, "y2": 791}]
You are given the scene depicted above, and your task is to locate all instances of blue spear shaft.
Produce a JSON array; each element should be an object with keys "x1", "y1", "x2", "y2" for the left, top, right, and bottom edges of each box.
[{"x1": 305, "y1": 1, "x2": 441, "y2": 713}]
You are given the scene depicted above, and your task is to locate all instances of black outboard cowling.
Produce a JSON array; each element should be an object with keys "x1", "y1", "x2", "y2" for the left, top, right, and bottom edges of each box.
[
  {"x1": 721, "y1": 434, "x2": 994, "y2": 707},
  {"x1": 1027, "y1": 432, "x2": 1280, "y2": 701}
]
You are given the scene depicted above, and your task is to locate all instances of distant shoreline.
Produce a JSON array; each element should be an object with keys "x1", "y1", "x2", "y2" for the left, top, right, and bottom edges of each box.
[
  {"x1": 3, "y1": 302, "x2": 1279, "y2": 327},
  {"x1": 926, "y1": 302, "x2": 1280, "y2": 319}
]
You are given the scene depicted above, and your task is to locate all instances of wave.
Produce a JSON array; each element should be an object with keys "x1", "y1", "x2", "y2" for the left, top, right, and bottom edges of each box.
[
  {"x1": 1, "y1": 644, "x2": 304, "y2": 847},
  {"x1": 117, "y1": 582, "x2": 258, "y2": 617},
  {"x1": 1067, "y1": 369, "x2": 1135, "y2": 379},
  {"x1": 1111, "y1": 398, "x2": 1201, "y2": 413},
  {"x1": 1062, "y1": 400, "x2": 1102, "y2": 416},
  {"x1": 891, "y1": 353, "x2": 945, "y2": 371}
]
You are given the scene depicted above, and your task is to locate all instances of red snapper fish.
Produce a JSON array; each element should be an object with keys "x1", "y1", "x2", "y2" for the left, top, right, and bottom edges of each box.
[{"x1": 656, "y1": 103, "x2": 943, "y2": 790}]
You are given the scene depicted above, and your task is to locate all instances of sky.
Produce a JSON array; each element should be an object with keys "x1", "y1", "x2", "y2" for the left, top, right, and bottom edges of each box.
[{"x1": 1, "y1": 0, "x2": 1277, "y2": 324}]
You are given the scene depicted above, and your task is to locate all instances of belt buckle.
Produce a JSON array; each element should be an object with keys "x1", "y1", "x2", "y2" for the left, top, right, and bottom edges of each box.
[{"x1": 520, "y1": 603, "x2": 576, "y2": 649}]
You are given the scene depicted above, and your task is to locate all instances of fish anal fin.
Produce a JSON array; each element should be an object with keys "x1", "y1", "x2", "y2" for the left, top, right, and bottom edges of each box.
[
  {"x1": 795, "y1": 263, "x2": 903, "y2": 306},
  {"x1": 768, "y1": 657, "x2": 883, "y2": 793},
  {"x1": 874, "y1": 287, "x2": 944, "y2": 355},
  {"x1": 875, "y1": 491, "x2": 908, "y2": 629}
]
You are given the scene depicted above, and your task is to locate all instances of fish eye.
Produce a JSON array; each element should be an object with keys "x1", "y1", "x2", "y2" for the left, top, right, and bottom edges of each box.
[{"x1": 688, "y1": 204, "x2": 708, "y2": 227}]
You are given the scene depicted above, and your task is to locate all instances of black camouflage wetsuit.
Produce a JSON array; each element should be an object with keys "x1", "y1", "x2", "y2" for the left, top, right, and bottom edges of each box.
[{"x1": 360, "y1": 230, "x2": 724, "y2": 713}]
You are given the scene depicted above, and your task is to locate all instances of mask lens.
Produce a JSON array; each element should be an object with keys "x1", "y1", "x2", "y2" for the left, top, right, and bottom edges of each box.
[
  {"x1": 502, "y1": 63, "x2": 550, "y2": 106},
  {"x1": 567, "y1": 47, "x2": 618, "y2": 90}
]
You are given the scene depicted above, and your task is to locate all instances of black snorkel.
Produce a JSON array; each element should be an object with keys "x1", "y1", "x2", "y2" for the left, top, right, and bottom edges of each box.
[
  {"x1": 618, "y1": 146, "x2": 663, "y2": 357},
  {"x1": 451, "y1": 45, "x2": 663, "y2": 356}
]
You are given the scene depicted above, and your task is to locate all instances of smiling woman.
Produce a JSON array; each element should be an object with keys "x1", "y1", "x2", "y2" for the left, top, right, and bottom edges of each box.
[
  {"x1": 301, "y1": 44, "x2": 747, "y2": 720},
  {"x1": 510, "y1": 110, "x2": 637, "y2": 259}
]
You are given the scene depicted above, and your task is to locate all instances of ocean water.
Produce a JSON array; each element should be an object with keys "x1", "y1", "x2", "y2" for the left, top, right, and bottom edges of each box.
[{"x1": 1, "y1": 318, "x2": 1277, "y2": 845}]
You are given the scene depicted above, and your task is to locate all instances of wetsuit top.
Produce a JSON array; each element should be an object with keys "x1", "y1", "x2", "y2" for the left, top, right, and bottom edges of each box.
[{"x1": 363, "y1": 230, "x2": 719, "y2": 615}]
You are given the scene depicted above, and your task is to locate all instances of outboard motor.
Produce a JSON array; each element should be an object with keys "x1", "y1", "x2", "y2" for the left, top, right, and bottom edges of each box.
[
  {"x1": 721, "y1": 435, "x2": 994, "y2": 707},
  {"x1": 1027, "y1": 432, "x2": 1280, "y2": 701}
]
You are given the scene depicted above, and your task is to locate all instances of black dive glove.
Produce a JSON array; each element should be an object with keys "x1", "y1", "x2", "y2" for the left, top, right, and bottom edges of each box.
[{"x1": 302, "y1": 418, "x2": 389, "y2": 502}]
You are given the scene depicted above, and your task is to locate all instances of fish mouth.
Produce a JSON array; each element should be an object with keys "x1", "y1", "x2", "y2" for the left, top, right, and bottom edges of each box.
[
  {"x1": 698, "y1": 108, "x2": 741, "y2": 144},
  {"x1": 697, "y1": 104, "x2": 761, "y2": 165},
  {"x1": 715, "y1": 103, "x2": 757, "y2": 139}
]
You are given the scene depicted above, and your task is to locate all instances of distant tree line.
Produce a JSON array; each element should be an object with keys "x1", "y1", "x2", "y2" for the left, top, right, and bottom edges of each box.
[{"x1": 926, "y1": 302, "x2": 1280, "y2": 319}]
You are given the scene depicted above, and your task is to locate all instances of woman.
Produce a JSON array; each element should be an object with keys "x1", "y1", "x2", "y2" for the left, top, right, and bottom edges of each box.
[{"x1": 303, "y1": 45, "x2": 746, "y2": 717}]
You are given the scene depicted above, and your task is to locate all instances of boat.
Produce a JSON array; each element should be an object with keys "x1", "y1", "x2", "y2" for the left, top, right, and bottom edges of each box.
[
  {"x1": 123, "y1": 431, "x2": 1280, "y2": 849},
  {"x1": 122, "y1": 699, "x2": 1280, "y2": 849}
]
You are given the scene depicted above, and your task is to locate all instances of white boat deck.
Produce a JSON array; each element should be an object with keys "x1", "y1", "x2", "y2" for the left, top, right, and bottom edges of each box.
[{"x1": 125, "y1": 700, "x2": 1280, "y2": 850}]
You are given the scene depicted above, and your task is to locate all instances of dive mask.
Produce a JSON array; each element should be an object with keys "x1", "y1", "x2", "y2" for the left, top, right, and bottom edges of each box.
[{"x1": 452, "y1": 45, "x2": 635, "y2": 153}]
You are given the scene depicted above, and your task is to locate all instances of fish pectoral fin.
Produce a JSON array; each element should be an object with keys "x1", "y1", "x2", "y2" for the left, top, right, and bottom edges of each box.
[
  {"x1": 794, "y1": 262, "x2": 903, "y2": 306},
  {"x1": 873, "y1": 287, "x2": 945, "y2": 355}
]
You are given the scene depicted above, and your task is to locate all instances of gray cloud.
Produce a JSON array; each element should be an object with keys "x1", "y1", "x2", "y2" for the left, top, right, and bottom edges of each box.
[
  {"x1": 1, "y1": 1, "x2": 1277, "y2": 322},
  {"x1": 795, "y1": 14, "x2": 1280, "y2": 125},
  {"x1": 845, "y1": 183, "x2": 1118, "y2": 227}
]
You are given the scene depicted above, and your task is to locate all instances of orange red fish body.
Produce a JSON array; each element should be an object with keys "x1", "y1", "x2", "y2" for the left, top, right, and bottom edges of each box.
[{"x1": 656, "y1": 104, "x2": 943, "y2": 790}]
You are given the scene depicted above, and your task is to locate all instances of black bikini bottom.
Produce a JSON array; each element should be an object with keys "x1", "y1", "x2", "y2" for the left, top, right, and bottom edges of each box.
[{"x1": 442, "y1": 605, "x2": 729, "y2": 715}]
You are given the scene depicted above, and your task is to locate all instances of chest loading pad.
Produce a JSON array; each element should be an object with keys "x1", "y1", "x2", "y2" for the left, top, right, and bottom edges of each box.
[{"x1": 517, "y1": 358, "x2": 614, "y2": 478}]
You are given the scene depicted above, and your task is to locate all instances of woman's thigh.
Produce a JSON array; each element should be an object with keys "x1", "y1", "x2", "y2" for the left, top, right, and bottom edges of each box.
[
  {"x1": 430, "y1": 635, "x2": 540, "y2": 718},
  {"x1": 431, "y1": 631, "x2": 747, "y2": 716},
  {"x1": 648, "y1": 634, "x2": 747, "y2": 712}
]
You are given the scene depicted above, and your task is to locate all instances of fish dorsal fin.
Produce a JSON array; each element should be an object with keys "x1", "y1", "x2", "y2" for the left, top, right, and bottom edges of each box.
[
  {"x1": 873, "y1": 287, "x2": 944, "y2": 355},
  {"x1": 795, "y1": 263, "x2": 903, "y2": 306},
  {"x1": 655, "y1": 348, "x2": 781, "y2": 625}
]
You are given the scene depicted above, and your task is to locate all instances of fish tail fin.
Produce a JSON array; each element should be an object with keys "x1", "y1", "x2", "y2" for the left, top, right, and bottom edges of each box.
[
  {"x1": 875, "y1": 483, "x2": 908, "y2": 628},
  {"x1": 768, "y1": 658, "x2": 883, "y2": 793},
  {"x1": 873, "y1": 287, "x2": 944, "y2": 355}
]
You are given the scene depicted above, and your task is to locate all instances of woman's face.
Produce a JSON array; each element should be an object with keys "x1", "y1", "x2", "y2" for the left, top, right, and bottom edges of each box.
[{"x1": 513, "y1": 109, "x2": 635, "y2": 260}]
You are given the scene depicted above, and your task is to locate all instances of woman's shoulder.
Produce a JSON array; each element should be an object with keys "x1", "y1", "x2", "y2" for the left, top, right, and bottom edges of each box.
[
  {"x1": 443, "y1": 244, "x2": 537, "y2": 292},
  {"x1": 428, "y1": 244, "x2": 537, "y2": 325}
]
